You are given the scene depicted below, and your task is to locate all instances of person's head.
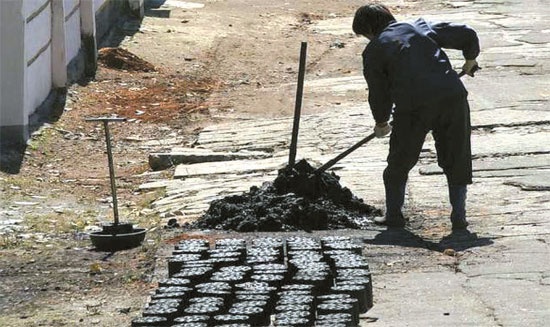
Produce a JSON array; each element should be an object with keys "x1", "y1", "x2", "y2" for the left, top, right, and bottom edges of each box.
[{"x1": 352, "y1": 4, "x2": 395, "y2": 39}]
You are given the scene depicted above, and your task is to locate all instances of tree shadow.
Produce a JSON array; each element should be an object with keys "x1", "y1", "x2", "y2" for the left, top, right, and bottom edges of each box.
[
  {"x1": 364, "y1": 227, "x2": 494, "y2": 253},
  {"x1": 98, "y1": 16, "x2": 144, "y2": 48}
]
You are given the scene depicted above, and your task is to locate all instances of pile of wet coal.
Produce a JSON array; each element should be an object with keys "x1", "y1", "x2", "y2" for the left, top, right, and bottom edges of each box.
[{"x1": 192, "y1": 159, "x2": 382, "y2": 232}]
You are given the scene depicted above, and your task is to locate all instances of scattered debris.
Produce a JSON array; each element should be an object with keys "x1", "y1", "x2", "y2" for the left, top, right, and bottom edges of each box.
[
  {"x1": 85, "y1": 73, "x2": 219, "y2": 123},
  {"x1": 298, "y1": 12, "x2": 323, "y2": 25},
  {"x1": 166, "y1": 218, "x2": 180, "y2": 229},
  {"x1": 330, "y1": 41, "x2": 346, "y2": 49},
  {"x1": 89, "y1": 262, "x2": 103, "y2": 275},
  {"x1": 443, "y1": 248, "x2": 456, "y2": 257}
]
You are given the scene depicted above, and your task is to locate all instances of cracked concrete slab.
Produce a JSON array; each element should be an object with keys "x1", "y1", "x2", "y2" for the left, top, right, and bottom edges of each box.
[
  {"x1": 504, "y1": 172, "x2": 550, "y2": 191},
  {"x1": 148, "y1": 148, "x2": 272, "y2": 170},
  {"x1": 419, "y1": 154, "x2": 550, "y2": 175},
  {"x1": 460, "y1": 236, "x2": 550, "y2": 326},
  {"x1": 174, "y1": 157, "x2": 285, "y2": 178},
  {"x1": 365, "y1": 272, "x2": 496, "y2": 326}
]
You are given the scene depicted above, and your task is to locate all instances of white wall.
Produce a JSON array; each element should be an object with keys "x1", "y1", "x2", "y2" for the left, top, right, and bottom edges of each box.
[
  {"x1": 64, "y1": 0, "x2": 81, "y2": 63},
  {"x1": 22, "y1": 0, "x2": 46, "y2": 16},
  {"x1": 24, "y1": 0, "x2": 53, "y2": 118},
  {"x1": 0, "y1": 3, "x2": 2, "y2": 122},
  {"x1": 1, "y1": 0, "x2": 144, "y2": 143},
  {"x1": 0, "y1": 1, "x2": 26, "y2": 128}
]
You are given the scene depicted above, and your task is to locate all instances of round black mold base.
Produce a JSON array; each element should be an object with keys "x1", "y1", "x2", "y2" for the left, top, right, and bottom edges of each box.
[
  {"x1": 101, "y1": 222, "x2": 134, "y2": 234},
  {"x1": 90, "y1": 228, "x2": 147, "y2": 251}
]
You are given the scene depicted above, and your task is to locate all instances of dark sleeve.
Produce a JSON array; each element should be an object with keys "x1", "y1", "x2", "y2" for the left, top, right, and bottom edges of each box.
[
  {"x1": 363, "y1": 46, "x2": 393, "y2": 123},
  {"x1": 428, "y1": 21, "x2": 480, "y2": 60}
]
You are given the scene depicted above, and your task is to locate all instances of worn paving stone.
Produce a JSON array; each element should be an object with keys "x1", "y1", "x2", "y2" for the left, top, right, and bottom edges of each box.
[
  {"x1": 149, "y1": 148, "x2": 271, "y2": 170},
  {"x1": 174, "y1": 157, "x2": 286, "y2": 178},
  {"x1": 421, "y1": 130, "x2": 550, "y2": 158},
  {"x1": 151, "y1": 172, "x2": 279, "y2": 218},
  {"x1": 465, "y1": 275, "x2": 550, "y2": 326},
  {"x1": 142, "y1": 1, "x2": 550, "y2": 325},
  {"x1": 365, "y1": 272, "x2": 496, "y2": 327},
  {"x1": 504, "y1": 172, "x2": 550, "y2": 191},
  {"x1": 419, "y1": 154, "x2": 550, "y2": 175},
  {"x1": 304, "y1": 76, "x2": 366, "y2": 95},
  {"x1": 409, "y1": 174, "x2": 550, "y2": 218},
  {"x1": 471, "y1": 108, "x2": 550, "y2": 128},
  {"x1": 460, "y1": 236, "x2": 550, "y2": 326}
]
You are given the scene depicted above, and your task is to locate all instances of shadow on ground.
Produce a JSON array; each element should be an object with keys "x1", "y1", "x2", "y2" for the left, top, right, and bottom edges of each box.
[
  {"x1": 0, "y1": 88, "x2": 66, "y2": 174},
  {"x1": 0, "y1": 142, "x2": 27, "y2": 174},
  {"x1": 364, "y1": 227, "x2": 494, "y2": 253}
]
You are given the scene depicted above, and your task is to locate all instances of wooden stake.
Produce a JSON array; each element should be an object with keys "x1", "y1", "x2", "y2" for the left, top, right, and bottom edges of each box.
[{"x1": 288, "y1": 41, "x2": 307, "y2": 167}]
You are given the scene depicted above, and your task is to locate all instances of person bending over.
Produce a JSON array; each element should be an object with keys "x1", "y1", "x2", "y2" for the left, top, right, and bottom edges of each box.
[{"x1": 352, "y1": 3, "x2": 480, "y2": 229}]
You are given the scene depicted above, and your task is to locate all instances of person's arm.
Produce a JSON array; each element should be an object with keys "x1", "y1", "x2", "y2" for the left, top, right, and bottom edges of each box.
[
  {"x1": 363, "y1": 45, "x2": 392, "y2": 124},
  {"x1": 428, "y1": 21, "x2": 480, "y2": 60}
]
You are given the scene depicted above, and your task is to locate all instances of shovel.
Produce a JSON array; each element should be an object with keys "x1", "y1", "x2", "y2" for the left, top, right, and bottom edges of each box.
[
  {"x1": 314, "y1": 131, "x2": 377, "y2": 176},
  {"x1": 304, "y1": 131, "x2": 378, "y2": 199},
  {"x1": 304, "y1": 66, "x2": 480, "y2": 196}
]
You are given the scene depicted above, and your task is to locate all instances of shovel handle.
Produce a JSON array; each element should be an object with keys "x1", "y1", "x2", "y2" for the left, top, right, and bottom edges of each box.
[{"x1": 315, "y1": 132, "x2": 377, "y2": 175}]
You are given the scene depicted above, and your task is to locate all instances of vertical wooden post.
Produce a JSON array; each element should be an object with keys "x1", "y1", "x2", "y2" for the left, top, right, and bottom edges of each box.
[
  {"x1": 102, "y1": 121, "x2": 120, "y2": 225},
  {"x1": 288, "y1": 41, "x2": 307, "y2": 167},
  {"x1": 51, "y1": 0, "x2": 68, "y2": 88},
  {"x1": 80, "y1": 0, "x2": 97, "y2": 77},
  {"x1": 0, "y1": 1, "x2": 27, "y2": 143},
  {"x1": 85, "y1": 117, "x2": 127, "y2": 225}
]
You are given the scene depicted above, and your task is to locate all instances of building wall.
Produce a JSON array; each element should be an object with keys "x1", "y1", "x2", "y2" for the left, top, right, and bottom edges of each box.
[
  {"x1": 0, "y1": 0, "x2": 144, "y2": 144},
  {"x1": 0, "y1": 1, "x2": 26, "y2": 130},
  {"x1": 24, "y1": 0, "x2": 53, "y2": 119},
  {"x1": 65, "y1": 0, "x2": 82, "y2": 63}
]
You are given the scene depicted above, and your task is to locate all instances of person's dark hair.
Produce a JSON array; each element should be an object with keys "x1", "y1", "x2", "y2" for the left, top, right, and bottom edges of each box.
[{"x1": 352, "y1": 4, "x2": 395, "y2": 36}]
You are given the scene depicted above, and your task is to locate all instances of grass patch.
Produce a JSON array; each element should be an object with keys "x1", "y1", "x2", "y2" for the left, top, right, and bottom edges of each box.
[
  {"x1": 0, "y1": 234, "x2": 20, "y2": 249},
  {"x1": 24, "y1": 209, "x2": 99, "y2": 234}
]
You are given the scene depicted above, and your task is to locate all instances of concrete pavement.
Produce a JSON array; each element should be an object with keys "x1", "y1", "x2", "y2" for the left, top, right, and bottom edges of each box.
[{"x1": 140, "y1": 0, "x2": 550, "y2": 326}]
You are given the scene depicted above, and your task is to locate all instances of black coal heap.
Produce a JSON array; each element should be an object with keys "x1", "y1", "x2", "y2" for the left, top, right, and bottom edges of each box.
[{"x1": 192, "y1": 159, "x2": 382, "y2": 232}]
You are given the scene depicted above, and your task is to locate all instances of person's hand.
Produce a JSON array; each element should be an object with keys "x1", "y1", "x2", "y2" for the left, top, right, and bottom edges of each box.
[
  {"x1": 462, "y1": 59, "x2": 479, "y2": 77},
  {"x1": 374, "y1": 121, "x2": 392, "y2": 138}
]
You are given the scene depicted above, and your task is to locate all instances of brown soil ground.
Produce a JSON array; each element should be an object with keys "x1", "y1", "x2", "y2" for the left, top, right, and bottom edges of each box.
[{"x1": 0, "y1": 1, "x2": 437, "y2": 326}]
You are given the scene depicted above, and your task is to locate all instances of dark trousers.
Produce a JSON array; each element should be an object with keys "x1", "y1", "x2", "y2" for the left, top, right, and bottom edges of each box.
[{"x1": 384, "y1": 94, "x2": 473, "y2": 211}]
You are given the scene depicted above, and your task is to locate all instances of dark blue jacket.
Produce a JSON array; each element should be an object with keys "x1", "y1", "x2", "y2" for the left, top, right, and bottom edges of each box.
[{"x1": 363, "y1": 18, "x2": 480, "y2": 123}]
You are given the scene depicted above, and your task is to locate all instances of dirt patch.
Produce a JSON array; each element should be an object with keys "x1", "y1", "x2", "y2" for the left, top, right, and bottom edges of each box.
[
  {"x1": 193, "y1": 159, "x2": 382, "y2": 232},
  {"x1": 81, "y1": 71, "x2": 220, "y2": 123},
  {"x1": 98, "y1": 47, "x2": 157, "y2": 72}
]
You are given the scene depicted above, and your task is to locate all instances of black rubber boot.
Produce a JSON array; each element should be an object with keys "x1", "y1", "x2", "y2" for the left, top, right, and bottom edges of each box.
[
  {"x1": 449, "y1": 185, "x2": 468, "y2": 230},
  {"x1": 375, "y1": 183, "x2": 407, "y2": 227}
]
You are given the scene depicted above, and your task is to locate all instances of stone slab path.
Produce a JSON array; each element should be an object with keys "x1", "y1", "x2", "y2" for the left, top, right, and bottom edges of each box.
[{"x1": 141, "y1": 0, "x2": 550, "y2": 326}]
